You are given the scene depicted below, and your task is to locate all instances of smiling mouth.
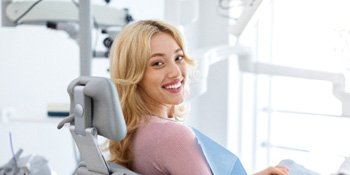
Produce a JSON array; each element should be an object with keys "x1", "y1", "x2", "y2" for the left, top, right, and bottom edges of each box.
[
  {"x1": 162, "y1": 79, "x2": 185, "y2": 93},
  {"x1": 163, "y1": 81, "x2": 182, "y2": 89}
]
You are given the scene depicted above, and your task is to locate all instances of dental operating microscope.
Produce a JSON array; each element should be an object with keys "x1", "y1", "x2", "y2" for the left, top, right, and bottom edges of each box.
[{"x1": 2, "y1": 0, "x2": 133, "y2": 74}]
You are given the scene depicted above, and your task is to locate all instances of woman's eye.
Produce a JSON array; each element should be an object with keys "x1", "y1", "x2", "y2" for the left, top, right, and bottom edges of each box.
[
  {"x1": 152, "y1": 61, "x2": 164, "y2": 67},
  {"x1": 175, "y1": 55, "x2": 184, "y2": 62}
]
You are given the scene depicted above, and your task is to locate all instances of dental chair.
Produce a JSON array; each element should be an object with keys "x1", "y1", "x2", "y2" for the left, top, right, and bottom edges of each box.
[{"x1": 57, "y1": 76, "x2": 138, "y2": 175}]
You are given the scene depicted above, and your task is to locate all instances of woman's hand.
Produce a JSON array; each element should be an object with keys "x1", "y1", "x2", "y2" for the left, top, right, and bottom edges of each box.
[{"x1": 254, "y1": 166, "x2": 289, "y2": 175}]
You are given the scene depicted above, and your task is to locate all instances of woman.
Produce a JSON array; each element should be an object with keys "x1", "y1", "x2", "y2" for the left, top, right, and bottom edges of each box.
[{"x1": 108, "y1": 20, "x2": 288, "y2": 175}]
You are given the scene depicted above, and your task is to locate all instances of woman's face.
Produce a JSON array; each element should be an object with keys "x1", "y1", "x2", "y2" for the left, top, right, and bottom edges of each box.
[{"x1": 139, "y1": 32, "x2": 187, "y2": 111}]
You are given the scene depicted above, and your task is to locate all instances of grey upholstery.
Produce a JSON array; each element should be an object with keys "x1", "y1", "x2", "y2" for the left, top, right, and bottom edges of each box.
[
  {"x1": 58, "y1": 76, "x2": 138, "y2": 175},
  {"x1": 67, "y1": 76, "x2": 126, "y2": 141}
]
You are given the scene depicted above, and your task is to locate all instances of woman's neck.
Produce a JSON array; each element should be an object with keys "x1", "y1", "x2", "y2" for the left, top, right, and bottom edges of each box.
[{"x1": 147, "y1": 104, "x2": 174, "y2": 119}]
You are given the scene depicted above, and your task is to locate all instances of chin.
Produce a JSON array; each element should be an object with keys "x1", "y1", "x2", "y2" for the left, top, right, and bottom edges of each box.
[
  {"x1": 174, "y1": 98, "x2": 185, "y2": 104},
  {"x1": 168, "y1": 98, "x2": 184, "y2": 105}
]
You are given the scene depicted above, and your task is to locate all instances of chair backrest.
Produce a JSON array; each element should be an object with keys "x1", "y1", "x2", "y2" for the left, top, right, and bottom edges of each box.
[
  {"x1": 58, "y1": 76, "x2": 137, "y2": 175},
  {"x1": 67, "y1": 76, "x2": 126, "y2": 140}
]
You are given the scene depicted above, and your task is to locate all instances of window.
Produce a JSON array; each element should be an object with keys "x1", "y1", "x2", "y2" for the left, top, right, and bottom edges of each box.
[{"x1": 228, "y1": 0, "x2": 350, "y2": 174}]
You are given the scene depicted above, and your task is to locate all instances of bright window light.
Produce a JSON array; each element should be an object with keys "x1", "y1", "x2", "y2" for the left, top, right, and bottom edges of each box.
[{"x1": 229, "y1": 0, "x2": 350, "y2": 174}]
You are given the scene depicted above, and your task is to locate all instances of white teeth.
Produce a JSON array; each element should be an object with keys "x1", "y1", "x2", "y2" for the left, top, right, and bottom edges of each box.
[{"x1": 165, "y1": 82, "x2": 181, "y2": 89}]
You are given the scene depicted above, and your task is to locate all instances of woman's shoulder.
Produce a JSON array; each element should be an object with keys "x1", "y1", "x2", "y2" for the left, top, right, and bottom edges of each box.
[
  {"x1": 132, "y1": 117, "x2": 211, "y2": 175},
  {"x1": 146, "y1": 117, "x2": 193, "y2": 135},
  {"x1": 136, "y1": 116, "x2": 196, "y2": 144}
]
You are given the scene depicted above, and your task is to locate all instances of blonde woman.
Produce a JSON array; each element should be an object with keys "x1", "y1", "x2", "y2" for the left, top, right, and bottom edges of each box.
[{"x1": 108, "y1": 20, "x2": 288, "y2": 175}]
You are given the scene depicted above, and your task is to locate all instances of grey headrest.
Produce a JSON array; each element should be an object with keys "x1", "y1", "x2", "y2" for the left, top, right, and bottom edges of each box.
[{"x1": 67, "y1": 76, "x2": 126, "y2": 141}]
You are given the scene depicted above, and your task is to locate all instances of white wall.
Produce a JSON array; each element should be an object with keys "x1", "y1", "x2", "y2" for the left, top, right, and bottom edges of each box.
[{"x1": 0, "y1": 26, "x2": 79, "y2": 118}]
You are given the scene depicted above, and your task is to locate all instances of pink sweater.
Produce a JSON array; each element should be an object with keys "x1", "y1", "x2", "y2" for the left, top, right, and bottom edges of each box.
[{"x1": 130, "y1": 116, "x2": 212, "y2": 175}]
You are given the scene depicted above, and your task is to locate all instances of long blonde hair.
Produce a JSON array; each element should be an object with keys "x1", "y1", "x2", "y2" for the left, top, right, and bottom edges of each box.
[{"x1": 108, "y1": 20, "x2": 194, "y2": 167}]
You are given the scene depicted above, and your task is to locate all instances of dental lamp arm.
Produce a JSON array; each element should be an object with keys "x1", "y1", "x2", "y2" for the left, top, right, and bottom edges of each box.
[
  {"x1": 192, "y1": 44, "x2": 350, "y2": 116},
  {"x1": 230, "y1": 0, "x2": 264, "y2": 38},
  {"x1": 238, "y1": 58, "x2": 350, "y2": 116},
  {"x1": 238, "y1": 56, "x2": 345, "y2": 84}
]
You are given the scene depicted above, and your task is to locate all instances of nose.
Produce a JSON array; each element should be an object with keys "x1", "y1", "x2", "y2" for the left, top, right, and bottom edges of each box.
[{"x1": 167, "y1": 62, "x2": 182, "y2": 79}]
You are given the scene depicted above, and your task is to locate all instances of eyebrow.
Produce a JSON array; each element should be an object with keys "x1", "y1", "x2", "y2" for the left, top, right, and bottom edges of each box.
[{"x1": 150, "y1": 48, "x2": 183, "y2": 58}]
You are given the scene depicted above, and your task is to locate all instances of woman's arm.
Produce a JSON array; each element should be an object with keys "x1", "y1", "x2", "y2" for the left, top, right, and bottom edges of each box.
[
  {"x1": 157, "y1": 123, "x2": 212, "y2": 175},
  {"x1": 254, "y1": 166, "x2": 289, "y2": 175}
]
